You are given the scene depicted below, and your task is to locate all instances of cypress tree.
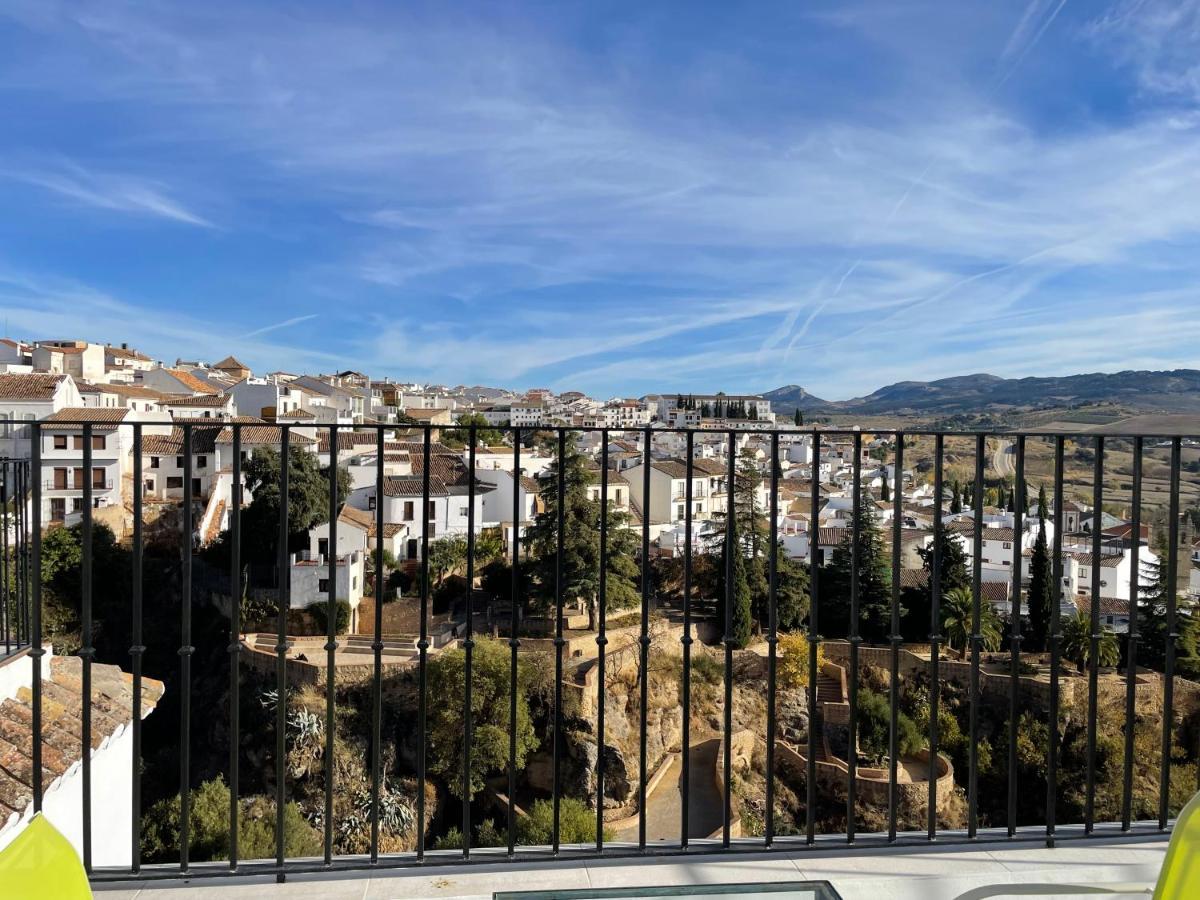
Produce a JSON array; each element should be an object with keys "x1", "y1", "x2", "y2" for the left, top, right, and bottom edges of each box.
[
  {"x1": 881, "y1": 471, "x2": 890, "y2": 503},
  {"x1": 793, "y1": 409, "x2": 802, "y2": 427},
  {"x1": 950, "y1": 480, "x2": 962, "y2": 514},
  {"x1": 715, "y1": 513, "x2": 754, "y2": 649},
  {"x1": 1026, "y1": 484, "x2": 1054, "y2": 651}
]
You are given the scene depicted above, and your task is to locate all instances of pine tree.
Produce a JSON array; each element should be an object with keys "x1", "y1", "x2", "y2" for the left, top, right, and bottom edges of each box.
[
  {"x1": 1138, "y1": 529, "x2": 1200, "y2": 676},
  {"x1": 1026, "y1": 484, "x2": 1054, "y2": 652},
  {"x1": 822, "y1": 503, "x2": 893, "y2": 641},
  {"x1": 524, "y1": 440, "x2": 640, "y2": 626}
]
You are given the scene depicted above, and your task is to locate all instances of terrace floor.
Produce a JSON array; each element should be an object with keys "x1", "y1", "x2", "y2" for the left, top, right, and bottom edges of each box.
[{"x1": 92, "y1": 831, "x2": 1168, "y2": 900}]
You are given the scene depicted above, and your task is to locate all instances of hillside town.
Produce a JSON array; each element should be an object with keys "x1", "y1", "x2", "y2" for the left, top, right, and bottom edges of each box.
[
  {"x1": 0, "y1": 336, "x2": 1196, "y2": 642},
  {"x1": 3, "y1": 336, "x2": 1200, "y2": 870}
]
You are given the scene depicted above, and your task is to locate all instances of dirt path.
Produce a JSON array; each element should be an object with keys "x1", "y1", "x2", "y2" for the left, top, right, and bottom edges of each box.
[{"x1": 613, "y1": 738, "x2": 724, "y2": 844}]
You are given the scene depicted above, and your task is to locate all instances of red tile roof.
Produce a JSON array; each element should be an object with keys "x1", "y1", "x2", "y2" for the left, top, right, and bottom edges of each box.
[
  {"x1": 0, "y1": 373, "x2": 68, "y2": 401},
  {"x1": 0, "y1": 655, "x2": 163, "y2": 818}
]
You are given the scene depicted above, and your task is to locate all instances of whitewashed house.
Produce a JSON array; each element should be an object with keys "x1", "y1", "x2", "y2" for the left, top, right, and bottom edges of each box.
[
  {"x1": 0, "y1": 373, "x2": 82, "y2": 458},
  {"x1": 37, "y1": 408, "x2": 138, "y2": 524}
]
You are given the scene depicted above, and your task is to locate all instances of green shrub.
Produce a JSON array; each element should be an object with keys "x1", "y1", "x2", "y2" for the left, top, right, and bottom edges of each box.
[
  {"x1": 689, "y1": 654, "x2": 723, "y2": 686},
  {"x1": 311, "y1": 598, "x2": 351, "y2": 635},
  {"x1": 855, "y1": 688, "x2": 921, "y2": 764},
  {"x1": 141, "y1": 776, "x2": 321, "y2": 863},
  {"x1": 515, "y1": 798, "x2": 610, "y2": 845}
]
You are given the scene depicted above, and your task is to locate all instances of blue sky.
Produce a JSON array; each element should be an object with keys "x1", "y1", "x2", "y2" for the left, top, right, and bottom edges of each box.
[{"x1": 1, "y1": 1, "x2": 1199, "y2": 399}]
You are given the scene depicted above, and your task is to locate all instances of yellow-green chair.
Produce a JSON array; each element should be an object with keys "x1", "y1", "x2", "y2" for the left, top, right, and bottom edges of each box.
[
  {"x1": 954, "y1": 790, "x2": 1200, "y2": 898},
  {"x1": 0, "y1": 813, "x2": 92, "y2": 899}
]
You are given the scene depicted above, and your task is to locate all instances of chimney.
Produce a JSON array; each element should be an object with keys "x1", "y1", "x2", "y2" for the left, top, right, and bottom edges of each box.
[{"x1": 121, "y1": 342, "x2": 128, "y2": 350}]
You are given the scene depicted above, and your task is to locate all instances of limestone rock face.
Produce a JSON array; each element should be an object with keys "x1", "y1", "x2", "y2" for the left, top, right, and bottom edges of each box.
[{"x1": 524, "y1": 734, "x2": 632, "y2": 809}]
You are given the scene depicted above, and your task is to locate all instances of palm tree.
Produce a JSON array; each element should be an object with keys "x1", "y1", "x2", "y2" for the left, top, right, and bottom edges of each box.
[
  {"x1": 428, "y1": 535, "x2": 468, "y2": 585},
  {"x1": 1061, "y1": 611, "x2": 1120, "y2": 673},
  {"x1": 940, "y1": 586, "x2": 1003, "y2": 658},
  {"x1": 474, "y1": 531, "x2": 505, "y2": 567}
]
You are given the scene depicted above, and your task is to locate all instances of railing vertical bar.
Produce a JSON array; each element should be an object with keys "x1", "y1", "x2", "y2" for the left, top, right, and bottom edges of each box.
[
  {"x1": 229, "y1": 425, "x2": 242, "y2": 869},
  {"x1": 275, "y1": 425, "x2": 290, "y2": 877},
  {"x1": 1121, "y1": 436, "x2": 1143, "y2": 831},
  {"x1": 928, "y1": 433, "x2": 943, "y2": 842},
  {"x1": 552, "y1": 427, "x2": 566, "y2": 854},
  {"x1": 805, "y1": 430, "x2": 820, "y2": 845},
  {"x1": 179, "y1": 423, "x2": 193, "y2": 873},
  {"x1": 887, "y1": 433, "x2": 903, "y2": 843},
  {"x1": 722, "y1": 429, "x2": 735, "y2": 848},
  {"x1": 1007, "y1": 435, "x2": 1025, "y2": 837},
  {"x1": 131, "y1": 424, "x2": 144, "y2": 874},
  {"x1": 416, "y1": 425, "x2": 431, "y2": 859},
  {"x1": 596, "y1": 432, "x2": 608, "y2": 853},
  {"x1": 1085, "y1": 436, "x2": 1104, "y2": 834},
  {"x1": 2, "y1": 465, "x2": 8, "y2": 656},
  {"x1": 31, "y1": 423, "x2": 43, "y2": 811},
  {"x1": 509, "y1": 429, "x2": 522, "y2": 857},
  {"x1": 765, "y1": 430, "x2": 779, "y2": 848},
  {"x1": 16, "y1": 461, "x2": 25, "y2": 647},
  {"x1": 639, "y1": 427, "x2": 652, "y2": 851},
  {"x1": 370, "y1": 427, "x2": 384, "y2": 863},
  {"x1": 847, "y1": 431, "x2": 861, "y2": 844},
  {"x1": 81, "y1": 423, "x2": 94, "y2": 874},
  {"x1": 1046, "y1": 436, "x2": 1065, "y2": 847},
  {"x1": 968, "y1": 434, "x2": 984, "y2": 839},
  {"x1": 463, "y1": 426, "x2": 477, "y2": 858},
  {"x1": 1158, "y1": 438, "x2": 1181, "y2": 830},
  {"x1": 680, "y1": 432, "x2": 693, "y2": 850},
  {"x1": 324, "y1": 426, "x2": 338, "y2": 866}
]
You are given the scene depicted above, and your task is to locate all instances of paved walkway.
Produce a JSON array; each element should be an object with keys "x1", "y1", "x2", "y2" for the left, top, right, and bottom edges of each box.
[
  {"x1": 613, "y1": 738, "x2": 725, "y2": 844},
  {"x1": 92, "y1": 831, "x2": 1169, "y2": 900}
]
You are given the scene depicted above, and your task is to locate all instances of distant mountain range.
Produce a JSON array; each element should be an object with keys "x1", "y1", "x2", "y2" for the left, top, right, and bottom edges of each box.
[{"x1": 764, "y1": 370, "x2": 1200, "y2": 416}]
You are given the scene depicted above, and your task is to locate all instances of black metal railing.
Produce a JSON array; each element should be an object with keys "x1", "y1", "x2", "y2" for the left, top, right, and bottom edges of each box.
[
  {"x1": 1, "y1": 457, "x2": 32, "y2": 658},
  {"x1": 3, "y1": 420, "x2": 1198, "y2": 885}
]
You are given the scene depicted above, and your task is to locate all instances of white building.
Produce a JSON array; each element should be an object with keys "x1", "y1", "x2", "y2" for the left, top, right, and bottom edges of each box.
[
  {"x1": 37, "y1": 408, "x2": 138, "y2": 524},
  {"x1": 0, "y1": 373, "x2": 82, "y2": 458},
  {"x1": 289, "y1": 549, "x2": 366, "y2": 632},
  {"x1": 624, "y1": 457, "x2": 728, "y2": 525},
  {"x1": 32, "y1": 340, "x2": 106, "y2": 383}
]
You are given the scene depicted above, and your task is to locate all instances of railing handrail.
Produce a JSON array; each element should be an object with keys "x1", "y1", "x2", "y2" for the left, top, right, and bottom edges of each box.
[{"x1": 1, "y1": 420, "x2": 1194, "y2": 882}]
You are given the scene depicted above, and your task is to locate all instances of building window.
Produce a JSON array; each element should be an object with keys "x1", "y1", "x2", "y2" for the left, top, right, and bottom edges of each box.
[
  {"x1": 92, "y1": 468, "x2": 105, "y2": 488},
  {"x1": 318, "y1": 538, "x2": 329, "y2": 558},
  {"x1": 53, "y1": 435, "x2": 68, "y2": 450},
  {"x1": 176, "y1": 456, "x2": 185, "y2": 468},
  {"x1": 459, "y1": 506, "x2": 469, "y2": 517},
  {"x1": 151, "y1": 457, "x2": 160, "y2": 469},
  {"x1": 368, "y1": 496, "x2": 376, "y2": 510},
  {"x1": 1002, "y1": 542, "x2": 1012, "y2": 549},
  {"x1": 197, "y1": 455, "x2": 208, "y2": 469},
  {"x1": 53, "y1": 468, "x2": 68, "y2": 489},
  {"x1": 403, "y1": 501, "x2": 414, "y2": 520},
  {"x1": 167, "y1": 477, "x2": 183, "y2": 489},
  {"x1": 92, "y1": 435, "x2": 105, "y2": 450},
  {"x1": 318, "y1": 578, "x2": 330, "y2": 594}
]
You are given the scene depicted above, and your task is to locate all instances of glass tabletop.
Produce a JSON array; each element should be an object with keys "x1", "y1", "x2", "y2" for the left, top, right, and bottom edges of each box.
[{"x1": 496, "y1": 882, "x2": 843, "y2": 900}]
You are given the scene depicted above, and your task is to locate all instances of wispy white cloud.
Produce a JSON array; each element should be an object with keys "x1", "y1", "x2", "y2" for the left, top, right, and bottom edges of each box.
[
  {"x1": 0, "y1": 159, "x2": 212, "y2": 226},
  {"x1": 242, "y1": 314, "x2": 318, "y2": 339},
  {"x1": 2, "y1": 2, "x2": 1200, "y2": 396}
]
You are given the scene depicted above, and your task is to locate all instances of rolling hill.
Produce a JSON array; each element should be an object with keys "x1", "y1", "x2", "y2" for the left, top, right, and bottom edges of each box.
[{"x1": 765, "y1": 370, "x2": 1200, "y2": 417}]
